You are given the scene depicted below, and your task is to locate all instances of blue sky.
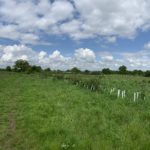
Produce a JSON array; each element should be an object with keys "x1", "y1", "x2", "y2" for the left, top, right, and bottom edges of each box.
[{"x1": 0, "y1": 0, "x2": 150, "y2": 70}]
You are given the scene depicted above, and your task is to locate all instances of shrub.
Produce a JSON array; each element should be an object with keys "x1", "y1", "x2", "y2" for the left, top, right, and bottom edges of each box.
[
  {"x1": 145, "y1": 71, "x2": 150, "y2": 77},
  {"x1": 6, "y1": 66, "x2": 11, "y2": 71},
  {"x1": 14, "y1": 59, "x2": 30, "y2": 72}
]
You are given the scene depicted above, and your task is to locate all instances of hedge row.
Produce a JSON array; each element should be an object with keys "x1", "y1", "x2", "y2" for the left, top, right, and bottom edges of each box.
[{"x1": 51, "y1": 74, "x2": 102, "y2": 91}]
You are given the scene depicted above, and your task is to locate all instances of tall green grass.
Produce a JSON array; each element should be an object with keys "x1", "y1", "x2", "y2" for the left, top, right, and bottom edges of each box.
[{"x1": 0, "y1": 72, "x2": 150, "y2": 150}]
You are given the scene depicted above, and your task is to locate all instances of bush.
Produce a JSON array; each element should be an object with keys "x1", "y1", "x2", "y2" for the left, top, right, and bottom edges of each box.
[
  {"x1": 14, "y1": 59, "x2": 30, "y2": 72},
  {"x1": 102, "y1": 68, "x2": 112, "y2": 74},
  {"x1": 118, "y1": 65, "x2": 127, "y2": 74},
  {"x1": 145, "y1": 71, "x2": 150, "y2": 77},
  {"x1": 6, "y1": 66, "x2": 11, "y2": 71}
]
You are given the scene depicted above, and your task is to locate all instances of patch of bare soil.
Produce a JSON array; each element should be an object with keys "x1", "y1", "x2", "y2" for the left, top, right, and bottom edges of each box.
[{"x1": 1, "y1": 111, "x2": 16, "y2": 150}]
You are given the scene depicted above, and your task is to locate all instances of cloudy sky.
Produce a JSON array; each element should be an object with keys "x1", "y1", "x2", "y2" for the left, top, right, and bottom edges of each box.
[{"x1": 0, "y1": 0, "x2": 150, "y2": 70}]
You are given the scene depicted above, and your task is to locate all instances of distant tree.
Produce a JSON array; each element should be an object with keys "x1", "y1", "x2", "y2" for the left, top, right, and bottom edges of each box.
[
  {"x1": 26, "y1": 65, "x2": 42, "y2": 74},
  {"x1": 66, "y1": 69, "x2": 70, "y2": 72},
  {"x1": 56, "y1": 70, "x2": 64, "y2": 73},
  {"x1": 70, "y1": 67, "x2": 81, "y2": 74},
  {"x1": 14, "y1": 59, "x2": 30, "y2": 72},
  {"x1": 44, "y1": 68, "x2": 51, "y2": 72},
  {"x1": 145, "y1": 71, "x2": 150, "y2": 77},
  {"x1": 31, "y1": 65, "x2": 42, "y2": 72},
  {"x1": 137, "y1": 70, "x2": 144, "y2": 76},
  {"x1": 84, "y1": 70, "x2": 90, "y2": 74},
  {"x1": 6, "y1": 66, "x2": 11, "y2": 71},
  {"x1": 102, "y1": 68, "x2": 112, "y2": 74},
  {"x1": 132, "y1": 70, "x2": 144, "y2": 76},
  {"x1": 118, "y1": 65, "x2": 127, "y2": 74},
  {"x1": 65, "y1": 69, "x2": 72, "y2": 74},
  {"x1": 91, "y1": 71, "x2": 101, "y2": 75}
]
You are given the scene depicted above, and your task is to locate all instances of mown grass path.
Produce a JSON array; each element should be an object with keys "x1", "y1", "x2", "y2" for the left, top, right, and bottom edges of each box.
[{"x1": 0, "y1": 72, "x2": 150, "y2": 150}]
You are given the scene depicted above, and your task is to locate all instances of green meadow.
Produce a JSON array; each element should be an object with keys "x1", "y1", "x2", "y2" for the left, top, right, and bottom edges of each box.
[{"x1": 0, "y1": 71, "x2": 150, "y2": 150}]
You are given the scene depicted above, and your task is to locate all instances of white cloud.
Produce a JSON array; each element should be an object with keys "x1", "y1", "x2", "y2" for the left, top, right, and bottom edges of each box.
[
  {"x1": 121, "y1": 50, "x2": 150, "y2": 70},
  {"x1": 1, "y1": 0, "x2": 150, "y2": 43},
  {"x1": 0, "y1": 43, "x2": 150, "y2": 71},
  {"x1": 38, "y1": 51, "x2": 47, "y2": 60},
  {"x1": 20, "y1": 55, "x2": 28, "y2": 60},
  {"x1": 105, "y1": 37, "x2": 117, "y2": 43},
  {"x1": 74, "y1": 48, "x2": 96, "y2": 63},
  {"x1": 60, "y1": 0, "x2": 150, "y2": 41},
  {"x1": 0, "y1": 44, "x2": 99, "y2": 70},
  {"x1": 1, "y1": 53, "x2": 13, "y2": 61},
  {"x1": 101, "y1": 55, "x2": 114, "y2": 61},
  {"x1": 144, "y1": 41, "x2": 150, "y2": 49},
  {"x1": 0, "y1": 44, "x2": 37, "y2": 67},
  {"x1": 50, "y1": 50, "x2": 63, "y2": 60},
  {"x1": 99, "y1": 51, "x2": 114, "y2": 62},
  {"x1": 0, "y1": 0, "x2": 74, "y2": 44}
]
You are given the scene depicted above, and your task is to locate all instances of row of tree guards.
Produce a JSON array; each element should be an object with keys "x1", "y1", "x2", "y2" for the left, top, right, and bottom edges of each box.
[{"x1": 52, "y1": 74, "x2": 146, "y2": 101}]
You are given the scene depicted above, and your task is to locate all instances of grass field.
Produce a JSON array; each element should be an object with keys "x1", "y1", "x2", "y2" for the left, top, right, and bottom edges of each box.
[{"x1": 0, "y1": 72, "x2": 150, "y2": 150}]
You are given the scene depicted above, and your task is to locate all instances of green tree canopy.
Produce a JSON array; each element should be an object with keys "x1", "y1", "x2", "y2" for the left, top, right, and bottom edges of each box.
[
  {"x1": 70, "y1": 67, "x2": 81, "y2": 74},
  {"x1": 6, "y1": 66, "x2": 11, "y2": 71},
  {"x1": 44, "y1": 68, "x2": 51, "y2": 72},
  {"x1": 118, "y1": 65, "x2": 127, "y2": 74},
  {"x1": 102, "y1": 68, "x2": 112, "y2": 74},
  {"x1": 14, "y1": 59, "x2": 30, "y2": 72}
]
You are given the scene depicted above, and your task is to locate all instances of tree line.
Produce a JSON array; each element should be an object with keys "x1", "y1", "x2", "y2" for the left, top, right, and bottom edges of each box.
[{"x1": 1, "y1": 59, "x2": 150, "y2": 77}]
